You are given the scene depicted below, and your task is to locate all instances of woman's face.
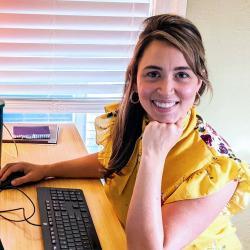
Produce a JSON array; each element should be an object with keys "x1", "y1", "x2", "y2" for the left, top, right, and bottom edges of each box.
[{"x1": 136, "y1": 40, "x2": 201, "y2": 124}]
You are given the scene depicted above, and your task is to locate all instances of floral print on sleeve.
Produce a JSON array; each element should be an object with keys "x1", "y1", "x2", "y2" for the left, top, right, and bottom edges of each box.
[{"x1": 195, "y1": 115, "x2": 241, "y2": 162}]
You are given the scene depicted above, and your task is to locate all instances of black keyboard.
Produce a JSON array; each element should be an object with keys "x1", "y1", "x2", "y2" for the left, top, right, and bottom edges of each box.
[{"x1": 37, "y1": 187, "x2": 102, "y2": 250}]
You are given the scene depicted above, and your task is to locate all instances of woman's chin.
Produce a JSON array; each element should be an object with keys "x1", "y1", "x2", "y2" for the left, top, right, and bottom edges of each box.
[
  {"x1": 158, "y1": 118, "x2": 178, "y2": 124},
  {"x1": 149, "y1": 114, "x2": 179, "y2": 124}
]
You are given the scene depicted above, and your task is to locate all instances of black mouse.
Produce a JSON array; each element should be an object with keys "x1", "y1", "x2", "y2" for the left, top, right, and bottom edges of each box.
[{"x1": 0, "y1": 171, "x2": 25, "y2": 190}]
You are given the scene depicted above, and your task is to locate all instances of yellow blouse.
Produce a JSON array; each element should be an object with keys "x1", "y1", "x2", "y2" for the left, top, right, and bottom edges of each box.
[{"x1": 95, "y1": 103, "x2": 250, "y2": 250}]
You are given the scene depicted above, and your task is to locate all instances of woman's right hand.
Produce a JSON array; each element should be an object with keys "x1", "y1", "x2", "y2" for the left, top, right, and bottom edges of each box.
[
  {"x1": 142, "y1": 119, "x2": 183, "y2": 162},
  {"x1": 0, "y1": 162, "x2": 48, "y2": 186}
]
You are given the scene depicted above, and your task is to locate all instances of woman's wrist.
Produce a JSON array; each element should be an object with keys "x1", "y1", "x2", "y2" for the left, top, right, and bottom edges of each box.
[
  {"x1": 142, "y1": 150, "x2": 169, "y2": 166},
  {"x1": 43, "y1": 163, "x2": 55, "y2": 178},
  {"x1": 140, "y1": 153, "x2": 166, "y2": 175}
]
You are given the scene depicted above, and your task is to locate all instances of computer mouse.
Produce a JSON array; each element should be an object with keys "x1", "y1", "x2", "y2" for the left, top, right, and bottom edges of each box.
[{"x1": 0, "y1": 171, "x2": 25, "y2": 190}]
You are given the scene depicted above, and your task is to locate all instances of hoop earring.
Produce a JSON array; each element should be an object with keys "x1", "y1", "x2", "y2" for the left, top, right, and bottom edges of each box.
[{"x1": 130, "y1": 91, "x2": 139, "y2": 104}]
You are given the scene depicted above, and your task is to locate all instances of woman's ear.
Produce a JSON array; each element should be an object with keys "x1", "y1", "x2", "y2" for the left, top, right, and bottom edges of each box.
[
  {"x1": 196, "y1": 79, "x2": 202, "y2": 92},
  {"x1": 198, "y1": 79, "x2": 202, "y2": 88},
  {"x1": 132, "y1": 83, "x2": 138, "y2": 93},
  {"x1": 134, "y1": 82, "x2": 138, "y2": 93}
]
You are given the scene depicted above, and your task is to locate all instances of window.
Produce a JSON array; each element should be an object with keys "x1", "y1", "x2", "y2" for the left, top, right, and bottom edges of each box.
[
  {"x1": 0, "y1": 0, "x2": 152, "y2": 112},
  {"x1": 0, "y1": 0, "x2": 187, "y2": 152}
]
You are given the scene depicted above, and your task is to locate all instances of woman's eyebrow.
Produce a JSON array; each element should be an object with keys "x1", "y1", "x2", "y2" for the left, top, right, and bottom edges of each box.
[
  {"x1": 143, "y1": 66, "x2": 192, "y2": 71},
  {"x1": 143, "y1": 65, "x2": 162, "y2": 70},
  {"x1": 174, "y1": 66, "x2": 192, "y2": 71}
]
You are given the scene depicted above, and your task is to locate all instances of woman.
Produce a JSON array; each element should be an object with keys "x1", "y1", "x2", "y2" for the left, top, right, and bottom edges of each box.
[{"x1": 0, "y1": 14, "x2": 249, "y2": 249}]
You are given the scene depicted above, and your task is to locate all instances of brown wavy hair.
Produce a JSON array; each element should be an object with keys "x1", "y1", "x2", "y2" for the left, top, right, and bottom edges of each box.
[{"x1": 104, "y1": 14, "x2": 212, "y2": 178}]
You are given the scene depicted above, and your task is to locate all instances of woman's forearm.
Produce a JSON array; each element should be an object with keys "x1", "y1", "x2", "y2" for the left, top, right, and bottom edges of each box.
[
  {"x1": 45, "y1": 152, "x2": 103, "y2": 179},
  {"x1": 126, "y1": 155, "x2": 165, "y2": 250}
]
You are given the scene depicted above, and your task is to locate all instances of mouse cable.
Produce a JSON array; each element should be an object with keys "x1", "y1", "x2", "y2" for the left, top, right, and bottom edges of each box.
[
  {"x1": 0, "y1": 187, "x2": 41, "y2": 227},
  {"x1": 3, "y1": 123, "x2": 19, "y2": 158}
]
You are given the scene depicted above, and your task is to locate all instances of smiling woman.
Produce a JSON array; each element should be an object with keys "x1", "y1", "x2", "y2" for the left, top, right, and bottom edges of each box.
[
  {"x1": 96, "y1": 14, "x2": 250, "y2": 250},
  {"x1": 0, "y1": 14, "x2": 249, "y2": 250}
]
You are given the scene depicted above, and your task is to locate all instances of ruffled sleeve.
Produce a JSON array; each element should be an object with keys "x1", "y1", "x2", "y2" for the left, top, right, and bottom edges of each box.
[
  {"x1": 94, "y1": 103, "x2": 119, "y2": 168},
  {"x1": 164, "y1": 156, "x2": 250, "y2": 214}
]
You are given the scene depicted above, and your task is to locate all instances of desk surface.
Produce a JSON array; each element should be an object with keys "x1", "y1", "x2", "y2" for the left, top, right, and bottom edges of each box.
[{"x1": 0, "y1": 123, "x2": 126, "y2": 250}]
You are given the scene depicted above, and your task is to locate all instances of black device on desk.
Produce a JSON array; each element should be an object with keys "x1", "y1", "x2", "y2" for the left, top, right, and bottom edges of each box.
[
  {"x1": 0, "y1": 171, "x2": 25, "y2": 190},
  {"x1": 37, "y1": 187, "x2": 102, "y2": 250}
]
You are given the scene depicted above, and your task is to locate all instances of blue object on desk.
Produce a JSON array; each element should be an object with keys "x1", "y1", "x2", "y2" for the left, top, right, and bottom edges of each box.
[{"x1": 0, "y1": 100, "x2": 4, "y2": 167}]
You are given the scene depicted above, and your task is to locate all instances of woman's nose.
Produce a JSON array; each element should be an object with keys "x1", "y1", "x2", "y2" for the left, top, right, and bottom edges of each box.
[{"x1": 157, "y1": 78, "x2": 175, "y2": 95}]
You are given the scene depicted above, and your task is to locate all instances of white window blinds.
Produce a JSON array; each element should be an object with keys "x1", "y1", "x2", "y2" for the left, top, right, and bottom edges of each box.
[{"x1": 0, "y1": 0, "x2": 151, "y2": 112}]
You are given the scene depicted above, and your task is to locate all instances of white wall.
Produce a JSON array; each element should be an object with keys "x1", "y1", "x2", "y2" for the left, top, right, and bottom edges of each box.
[
  {"x1": 186, "y1": 0, "x2": 250, "y2": 163},
  {"x1": 186, "y1": 1, "x2": 250, "y2": 248}
]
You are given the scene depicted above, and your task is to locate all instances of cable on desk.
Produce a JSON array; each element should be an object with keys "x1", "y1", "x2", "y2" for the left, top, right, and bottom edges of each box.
[
  {"x1": 3, "y1": 123, "x2": 19, "y2": 158},
  {"x1": 0, "y1": 187, "x2": 41, "y2": 227}
]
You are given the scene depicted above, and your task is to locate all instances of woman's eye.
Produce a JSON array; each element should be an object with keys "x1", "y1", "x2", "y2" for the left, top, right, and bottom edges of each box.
[
  {"x1": 146, "y1": 71, "x2": 160, "y2": 79},
  {"x1": 175, "y1": 72, "x2": 190, "y2": 79}
]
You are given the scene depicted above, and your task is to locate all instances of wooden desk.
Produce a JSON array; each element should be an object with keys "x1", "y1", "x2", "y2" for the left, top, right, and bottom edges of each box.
[{"x1": 0, "y1": 124, "x2": 126, "y2": 250}]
